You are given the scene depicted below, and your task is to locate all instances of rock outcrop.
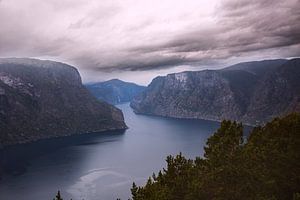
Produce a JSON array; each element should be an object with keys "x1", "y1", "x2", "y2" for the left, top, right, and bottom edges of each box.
[
  {"x1": 131, "y1": 59, "x2": 300, "y2": 125},
  {"x1": 0, "y1": 58, "x2": 127, "y2": 147}
]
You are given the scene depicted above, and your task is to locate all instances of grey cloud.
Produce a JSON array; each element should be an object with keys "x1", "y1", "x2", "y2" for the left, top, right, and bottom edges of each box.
[
  {"x1": 73, "y1": 53, "x2": 190, "y2": 72},
  {"x1": 117, "y1": 0, "x2": 300, "y2": 71},
  {"x1": 68, "y1": 4, "x2": 120, "y2": 29},
  {"x1": 94, "y1": 57, "x2": 189, "y2": 72},
  {"x1": 218, "y1": 0, "x2": 300, "y2": 49},
  {"x1": 0, "y1": 0, "x2": 299, "y2": 75},
  {"x1": 167, "y1": 3, "x2": 295, "y2": 50}
]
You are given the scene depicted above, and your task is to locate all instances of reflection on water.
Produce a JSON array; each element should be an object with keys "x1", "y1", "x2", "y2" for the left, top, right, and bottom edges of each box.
[
  {"x1": 0, "y1": 103, "x2": 222, "y2": 200},
  {"x1": 0, "y1": 131, "x2": 125, "y2": 177}
]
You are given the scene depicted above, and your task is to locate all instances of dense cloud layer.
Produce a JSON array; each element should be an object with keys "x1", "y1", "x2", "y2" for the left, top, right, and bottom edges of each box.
[{"x1": 0, "y1": 0, "x2": 299, "y2": 84}]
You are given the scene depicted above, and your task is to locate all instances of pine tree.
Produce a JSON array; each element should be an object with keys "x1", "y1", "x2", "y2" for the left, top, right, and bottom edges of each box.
[
  {"x1": 53, "y1": 190, "x2": 63, "y2": 200},
  {"x1": 129, "y1": 113, "x2": 300, "y2": 200},
  {"x1": 131, "y1": 182, "x2": 139, "y2": 200}
]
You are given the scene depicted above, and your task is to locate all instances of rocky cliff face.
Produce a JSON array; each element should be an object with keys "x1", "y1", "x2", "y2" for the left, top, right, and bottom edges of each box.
[
  {"x1": 242, "y1": 59, "x2": 300, "y2": 123},
  {"x1": 0, "y1": 58, "x2": 127, "y2": 147},
  {"x1": 131, "y1": 59, "x2": 300, "y2": 125},
  {"x1": 86, "y1": 79, "x2": 146, "y2": 105}
]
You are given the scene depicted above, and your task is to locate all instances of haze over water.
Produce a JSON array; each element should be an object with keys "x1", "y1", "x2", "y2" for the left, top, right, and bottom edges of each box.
[{"x1": 0, "y1": 103, "x2": 221, "y2": 200}]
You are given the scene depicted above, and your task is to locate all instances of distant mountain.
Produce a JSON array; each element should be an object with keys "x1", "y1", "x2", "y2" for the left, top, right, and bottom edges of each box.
[
  {"x1": 0, "y1": 58, "x2": 127, "y2": 147},
  {"x1": 223, "y1": 59, "x2": 287, "y2": 76},
  {"x1": 131, "y1": 58, "x2": 300, "y2": 125},
  {"x1": 86, "y1": 79, "x2": 146, "y2": 105}
]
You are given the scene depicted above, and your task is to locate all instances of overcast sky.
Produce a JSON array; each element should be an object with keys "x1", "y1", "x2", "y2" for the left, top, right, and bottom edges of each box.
[{"x1": 0, "y1": 0, "x2": 299, "y2": 85}]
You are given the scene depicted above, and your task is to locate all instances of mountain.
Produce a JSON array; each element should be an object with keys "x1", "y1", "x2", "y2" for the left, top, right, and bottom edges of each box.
[
  {"x1": 0, "y1": 58, "x2": 127, "y2": 147},
  {"x1": 85, "y1": 79, "x2": 146, "y2": 105},
  {"x1": 223, "y1": 59, "x2": 287, "y2": 76},
  {"x1": 131, "y1": 58, "x2": 300, "y2": 125}
]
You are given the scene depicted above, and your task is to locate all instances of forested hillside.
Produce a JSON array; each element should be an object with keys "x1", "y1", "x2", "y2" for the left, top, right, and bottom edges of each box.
[{"x1": 130, "y1": 113, "x2": 300, "y2": 200}]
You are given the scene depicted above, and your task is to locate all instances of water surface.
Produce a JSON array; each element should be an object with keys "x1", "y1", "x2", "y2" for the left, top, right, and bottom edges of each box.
[{"x1": 0, "y1": 103, "x2": 221, "y2": 200}]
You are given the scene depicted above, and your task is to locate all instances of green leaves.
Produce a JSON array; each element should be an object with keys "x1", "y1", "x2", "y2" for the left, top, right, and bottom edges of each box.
[
  {"x1": 204, "y1": 120, "x2": 243, "y2": 161},
  {"x1": 53, "y1": 191, "x2": 63, "y2": 200},
  {"x1": 130, "y1": 113, "x2": 300, "y2": 200}
]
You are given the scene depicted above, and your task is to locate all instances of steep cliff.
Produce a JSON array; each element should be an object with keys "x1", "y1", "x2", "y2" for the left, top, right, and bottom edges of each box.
[
  {"x1": 0, "y1": 58, "x2": 127, "y2": 147},
  {"x1": 85, "y1": 79, "x2": 145, "y2": 105},
  {"x1": 131, "y1": 59, "x2": 300, "y2": 125},
  {"x1": 242, "y1": 59, "x2": 300, "y2": 123}
]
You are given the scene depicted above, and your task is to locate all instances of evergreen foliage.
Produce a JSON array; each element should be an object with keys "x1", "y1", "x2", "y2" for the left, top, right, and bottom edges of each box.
[
  {"x1": 53, "y1": 191, "x2": 63, "y2": 200},
  {"x1": 130, "y1": 113, "x2": 300, "y2": 200}
]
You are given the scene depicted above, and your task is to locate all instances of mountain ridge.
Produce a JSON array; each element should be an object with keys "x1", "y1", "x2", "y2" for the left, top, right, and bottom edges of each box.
[
  {"x1": 0, "y1": 58, "x2": 127, "y2": 147},
  {"x1": 131, "y1": 58, "x2": 300, "y2": 125},
  {"x1": 86, "y1": 79, "x2": 146, "y2": 105}
]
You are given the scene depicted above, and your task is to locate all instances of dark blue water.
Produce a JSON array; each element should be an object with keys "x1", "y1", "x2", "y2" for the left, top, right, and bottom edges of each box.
[{"x1": 0, "y1": 103, "x2": 222, "y2": 200}]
